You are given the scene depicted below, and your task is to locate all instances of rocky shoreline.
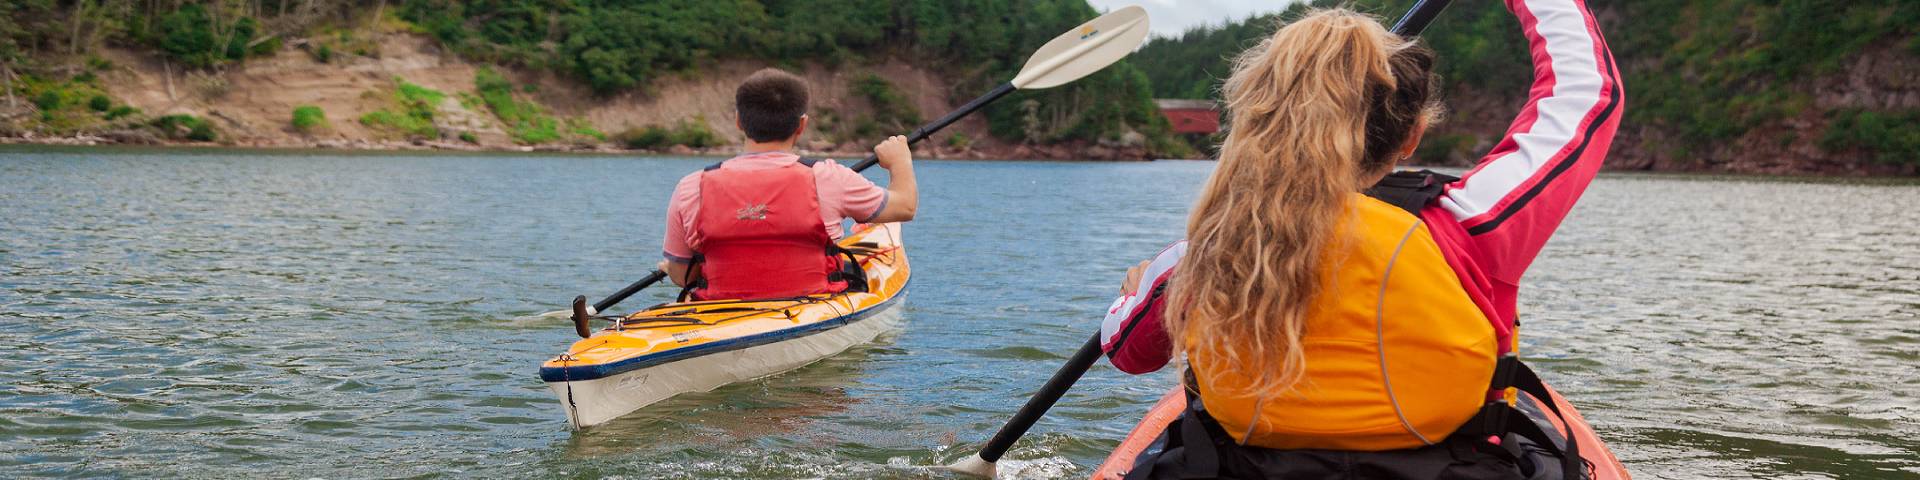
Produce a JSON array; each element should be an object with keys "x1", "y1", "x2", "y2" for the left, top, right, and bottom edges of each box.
[{"x1": 0, "y1": 132, "x2": 1162, "y2": 161}]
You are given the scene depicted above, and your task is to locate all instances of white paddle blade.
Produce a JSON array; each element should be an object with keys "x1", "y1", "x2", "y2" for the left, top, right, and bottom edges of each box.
[
  {"x1": 945, "y1": 453, "x2": 997, "y2": 478},
  {"x1": 1010, "y1": 5, "x2": 1151, "y2": 90}
]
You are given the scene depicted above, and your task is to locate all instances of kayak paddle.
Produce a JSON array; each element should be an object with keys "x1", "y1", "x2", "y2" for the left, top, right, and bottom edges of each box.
[
  {"x1": 944, "y1": 334, "x2": 1104, "y2": 477},
  {"x1": 944, "y1": 1, "x2": 1454, "y2": 477},
  {"x1": 542, "y1": 5, "x2": 1154, "y2": 330}
]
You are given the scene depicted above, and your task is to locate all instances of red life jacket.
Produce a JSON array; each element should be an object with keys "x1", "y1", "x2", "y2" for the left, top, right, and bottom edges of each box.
[{"x1": 689, "y1": 158, "x2": 846, "y2": 300}]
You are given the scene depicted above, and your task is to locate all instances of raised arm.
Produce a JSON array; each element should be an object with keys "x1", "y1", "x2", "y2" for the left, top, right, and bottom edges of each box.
[
  {"x1": 1099, "y1": 242, "x2": 1185, "y2": 374},
  {"x1": 1436, "y1": 0, "x2": 1623, "y2": 284}
]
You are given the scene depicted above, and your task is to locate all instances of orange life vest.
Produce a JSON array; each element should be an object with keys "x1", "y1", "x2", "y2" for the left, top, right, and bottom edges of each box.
[
  {"x1": 1186, "y1": 192, "x2": 1498, "y2": 451},
  {"x1": 690, "y1": 159, "x2": 846, "y2": 300}
]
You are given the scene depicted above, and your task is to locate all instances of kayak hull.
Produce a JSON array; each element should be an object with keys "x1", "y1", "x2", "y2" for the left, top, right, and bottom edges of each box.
[
  {"x1": 542, "y1": 223, "x2": 909, "y2": 428},
  {"x1": 546, "y1": 298, "x2": 903, "y2": 428},
  {"x1": 1090, "y1": 380, "x2": 1629, "y2": 479}
]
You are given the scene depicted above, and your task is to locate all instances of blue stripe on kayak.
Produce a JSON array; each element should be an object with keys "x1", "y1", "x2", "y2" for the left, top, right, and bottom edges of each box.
[{"x1": 540, "y1": 285, "x2": 908, "y2": 383}]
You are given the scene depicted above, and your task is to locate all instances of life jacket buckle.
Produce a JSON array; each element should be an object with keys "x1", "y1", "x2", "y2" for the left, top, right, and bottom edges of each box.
[{"x1": 1479, "y1": 353, "x2": 1522, "y2": 437}]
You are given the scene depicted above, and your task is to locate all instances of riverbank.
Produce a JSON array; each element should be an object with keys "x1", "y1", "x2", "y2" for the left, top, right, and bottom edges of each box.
[
  {"x1": 0, "y1": 133, "x2": 1158, "y2": 161},
  {"x1": 1, "y1": 27, "x2": 1159, "y2": 163}
]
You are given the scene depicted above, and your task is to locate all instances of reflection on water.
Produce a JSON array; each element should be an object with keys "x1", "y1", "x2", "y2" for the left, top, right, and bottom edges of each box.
[
  {"x1": 563, "y1": 341, "x2": 886, "y2": 458},
  {"x1": 1, "y1": 147, "x2": 1916, "y2": 479}
]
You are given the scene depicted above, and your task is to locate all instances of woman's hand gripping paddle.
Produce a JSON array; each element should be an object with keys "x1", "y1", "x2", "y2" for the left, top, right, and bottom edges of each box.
[
  {"x1": 542, "y1": 5, "x2": 1155, "y2": 337},
  {"x1": 944, "y1": 1, "x2": 1455, "y2": 477}
]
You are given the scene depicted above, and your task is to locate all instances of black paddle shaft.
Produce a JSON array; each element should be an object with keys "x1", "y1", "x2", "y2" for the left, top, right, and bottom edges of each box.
[
  {"x1": 849, "y1": 82, "x2": 1016, "y2": 172},
  {"x1": 1391, "y1": 0, "x2": 1453, "y2": 36},
  {"x1": 966, "y1": 0, "x2": 1457, "y2": 466},
  {"x1": 978, "y1": 333, "x2": 1103, "y2": 462},
  {"x1": 590, "y1": 270, "x2": 666, "y2": 315},
  {"x1": 584, "y1": 82, "x2": 1019, "y2": 315}
]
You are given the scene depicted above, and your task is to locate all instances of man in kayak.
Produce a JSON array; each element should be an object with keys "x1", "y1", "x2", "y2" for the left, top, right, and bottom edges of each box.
[
  {"x1": 1098, "y1": 0, "x2": 1621, "y2": 478},
  {"x1": 657, "y1": 68, "x2": 919, "y2": 300}
]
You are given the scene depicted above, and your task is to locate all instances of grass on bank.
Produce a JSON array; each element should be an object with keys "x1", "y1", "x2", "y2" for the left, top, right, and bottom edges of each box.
[
  {"x1": 8, "y1": 69, "x2": 143, "y2": 135},
  {"x1": 473, "y1": 68, "x2": 603, "y2": 144},
  {"x1": 359, "y1": 79, "x2": 445, "y2": 140}
]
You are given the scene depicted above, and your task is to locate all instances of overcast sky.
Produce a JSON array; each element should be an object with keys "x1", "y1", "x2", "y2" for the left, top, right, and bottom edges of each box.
[{"x1": 1087, "y1": 0, "x2": 1302, "y2": 38}]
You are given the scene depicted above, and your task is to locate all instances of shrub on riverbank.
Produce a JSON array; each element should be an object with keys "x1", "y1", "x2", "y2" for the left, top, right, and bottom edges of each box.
[
  {"x1": 151, "y1": 115, "x2": 217, "y2": 142},
  {"x1": 1821, "y1": 109, "x2": 1920, "y2": 166},
  {"x1": 291, "y1": 106, "x2": 328, "y2": 133},
  {"x1": 620, "y1": 126, "x2": 670, "y2": 150},
  {"x1": 619, "y1": 119, "x2": 720, "y2": 151}
]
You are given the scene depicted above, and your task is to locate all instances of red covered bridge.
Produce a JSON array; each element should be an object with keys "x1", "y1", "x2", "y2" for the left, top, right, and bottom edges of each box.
[{"x1": 1154, "y1": 99, "x2": 1221, "y2": 135}]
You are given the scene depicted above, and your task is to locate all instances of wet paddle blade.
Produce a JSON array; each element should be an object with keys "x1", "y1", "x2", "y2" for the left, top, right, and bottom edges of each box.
[
  {"x1": 944, "y1": 453, "x2": 997, "y2": 478},
  {"x1": 1010, "y1": 5, "x2": 1151, "y2": 90}
]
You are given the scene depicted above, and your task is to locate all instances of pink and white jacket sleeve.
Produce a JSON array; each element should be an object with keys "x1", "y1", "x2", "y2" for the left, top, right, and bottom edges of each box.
[
  {"x1": 1436, "y1": 0, "x2": 1622, "y2": 279},
  {"x1": 1099, "y1": 242, "x2": 1185, "y2": 374},
  {"x1": 1425, "y1": 0, "x2": 1623, "y2": 327}
]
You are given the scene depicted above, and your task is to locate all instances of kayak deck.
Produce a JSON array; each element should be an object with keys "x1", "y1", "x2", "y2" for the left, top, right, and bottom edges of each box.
[
  {"x1": 540, "y1": 223, "x2": 909, "y2": 428},
  {"x1": 1090, "y1": 380, "x2": 1629, "y2": 479}
]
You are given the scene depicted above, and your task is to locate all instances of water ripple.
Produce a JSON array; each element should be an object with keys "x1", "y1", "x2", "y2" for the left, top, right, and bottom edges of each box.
[{"x1": 2, "y1": 148, "x2": 1915, "y2": 478}]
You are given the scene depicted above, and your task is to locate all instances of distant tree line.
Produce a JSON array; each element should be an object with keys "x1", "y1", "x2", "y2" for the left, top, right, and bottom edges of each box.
[
  {"x1": 396, "y1": 0, "x2": 1174, "y2": 146},
  {"x1": 1133, "y1": 0, "x2": 1920, "y2": 166},
  {"x1": 3, "y1": 0, "x2": 1178, "y2": 150}
]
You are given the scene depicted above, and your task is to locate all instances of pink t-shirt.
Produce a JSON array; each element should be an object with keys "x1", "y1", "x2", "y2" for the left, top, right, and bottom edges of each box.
[{"x1": 662, "y1": 151, "x2": 888, "y2": 262}]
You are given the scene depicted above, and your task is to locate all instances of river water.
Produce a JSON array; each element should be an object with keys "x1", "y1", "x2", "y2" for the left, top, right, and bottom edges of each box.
[{"x1": 1, "y1": 147, "x2": 1914, "y2": 479}]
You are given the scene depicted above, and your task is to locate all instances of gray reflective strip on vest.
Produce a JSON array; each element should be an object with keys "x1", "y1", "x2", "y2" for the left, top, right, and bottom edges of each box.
[{"x1": 1377, "y1": 219, "x2": 1436, "y2": 446}]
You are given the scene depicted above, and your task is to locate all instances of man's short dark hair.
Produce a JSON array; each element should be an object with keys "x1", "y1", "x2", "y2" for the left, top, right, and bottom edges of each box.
[{"x1": 735, "y1": 69, "x2": 809, "y2": 142}]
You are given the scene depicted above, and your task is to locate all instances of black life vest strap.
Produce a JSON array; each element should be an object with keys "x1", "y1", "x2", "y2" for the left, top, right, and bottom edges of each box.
[
  {"x1": 1364, "y1": 169, "x2": 1460, "y2": 215},
  {"x1": 675, "y1": 254, "x2": 707, "y2": 303},
  {"x1": 1176, "y1": 369, "x2": 1223, "y2": 479},
  {"x1": 1512, "y1": 361, "x2": 1586, "y2": 480},
  {"x1": 1479, "y1": 354, "x2": 1523, "y2": 436},
  {"x1": 703, "y1": 156, "x2": 821, "y2": 171},
  {"x1": 1465, "y1": 358, "x2": 1587, "y2": 480}
]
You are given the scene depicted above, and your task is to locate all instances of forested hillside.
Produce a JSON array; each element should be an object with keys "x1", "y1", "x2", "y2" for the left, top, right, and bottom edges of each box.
[
  {"x1": 1134, "y1": 0, "x2": 1920, "y2": 174},
  {"x1": 0, "y1": 0, "x2": 1181, "y2": 157}
]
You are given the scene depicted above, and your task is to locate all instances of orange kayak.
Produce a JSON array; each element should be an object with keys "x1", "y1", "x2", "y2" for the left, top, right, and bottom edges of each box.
[{"x1": 1090, "y1": 381, "x2": 1630, "y2": 479}]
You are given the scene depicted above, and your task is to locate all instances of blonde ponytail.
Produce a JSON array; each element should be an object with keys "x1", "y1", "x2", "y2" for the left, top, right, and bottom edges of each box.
[{"x1": 1165, "y1": 9, "x2": 1440, "y2": 396}]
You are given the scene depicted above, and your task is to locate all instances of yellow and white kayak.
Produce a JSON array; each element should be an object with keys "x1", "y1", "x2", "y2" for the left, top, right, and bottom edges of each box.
[{"x1": 540, "y1": 223, "x2": 909, "y2": 428}]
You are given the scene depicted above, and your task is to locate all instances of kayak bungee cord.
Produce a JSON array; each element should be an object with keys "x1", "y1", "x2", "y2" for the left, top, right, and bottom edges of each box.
[{"x1": 577, "y1": 291, "x2": 870, "y2": 336}]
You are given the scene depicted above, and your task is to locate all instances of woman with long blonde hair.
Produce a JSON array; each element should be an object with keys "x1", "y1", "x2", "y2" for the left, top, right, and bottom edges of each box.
[{"x1": 1098, "y1": 0, "x2": 1621, "y2": 477}]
